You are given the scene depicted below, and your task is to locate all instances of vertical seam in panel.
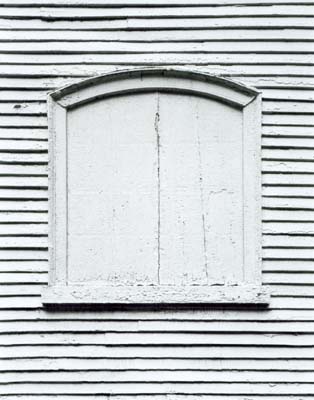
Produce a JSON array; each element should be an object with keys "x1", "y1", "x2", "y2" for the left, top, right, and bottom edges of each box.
[
  {"x1": 65, "y1": 108, "x2": 68, "y2": 286},
  {"x1": 155, "y1": 92, "x2": 161, "y2": 285},
  {"x1": 196, "y1": 99, "x2": 209, "y2": 285}
]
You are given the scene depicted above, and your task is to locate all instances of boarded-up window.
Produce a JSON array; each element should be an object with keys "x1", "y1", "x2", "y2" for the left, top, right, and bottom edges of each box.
[{"x1": 42, "y1": 68, "x2": 269, "y2": 305}]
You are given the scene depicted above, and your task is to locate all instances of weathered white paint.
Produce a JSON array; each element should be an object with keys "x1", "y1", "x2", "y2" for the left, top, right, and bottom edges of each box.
[
  {"x1": 68, "y1": 92, "x2": 159, "y2": 286},
  {"x1": 54, "y1": 69, "x2": 256, "y2": 108},
  {"x1": 1, "y1": 0, "x2": 313, "y2": 397},
  {"x1": 42, "y1": 68, "x2": 265, "y2": 304},
  {"x1": 41, "y1": 285, "x2": 269, "y2": 305}
]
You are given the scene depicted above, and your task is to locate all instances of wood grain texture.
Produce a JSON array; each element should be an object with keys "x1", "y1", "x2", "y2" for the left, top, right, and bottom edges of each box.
[
  {"x1": 1, "y1": 0, "x2": 313, "y2": 397},
  {"x1": 67, "y1": 93, "x2": 159, "y2": 286},
  {"x1": 46, "y1": 68, "x2": 262, "y2": 303},
  {"x1": 41, "y1": 285, "x2": 270, "y2": 305}
]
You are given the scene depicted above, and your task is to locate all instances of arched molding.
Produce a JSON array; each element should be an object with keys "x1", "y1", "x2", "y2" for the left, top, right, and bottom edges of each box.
[{"x1": 49, "y1": 68, "x2": 260, "y2": 109}]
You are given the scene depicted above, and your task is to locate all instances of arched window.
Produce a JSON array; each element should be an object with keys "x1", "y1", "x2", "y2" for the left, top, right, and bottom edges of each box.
[{"x1": 42, "y1": 68, "x2": 269, "y2": 305}]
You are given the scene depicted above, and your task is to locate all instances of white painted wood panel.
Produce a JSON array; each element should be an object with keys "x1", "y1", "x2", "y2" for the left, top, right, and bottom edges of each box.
[
  {"x1": 67, "y1": 93, "x2": 158, "y2": 286},
  {"x1": 158, "y1": 94, "x2": 243, "y2": 285},
  {"x1": 66, "y1": 90, "x2": 245, "y2": 288}
]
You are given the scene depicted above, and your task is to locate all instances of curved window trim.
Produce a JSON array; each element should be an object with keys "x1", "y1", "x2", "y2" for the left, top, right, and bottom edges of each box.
[
  {"x1": 51, "y1": 67, "x2": 259, "y2": 109},
  {"x1": 42, "y1": 68, "x2": 270, "y2": 306}
]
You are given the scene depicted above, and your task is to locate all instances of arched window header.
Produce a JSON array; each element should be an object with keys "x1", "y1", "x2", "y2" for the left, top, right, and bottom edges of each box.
[
  {"x1": 49, "y1": 68, "x2": 260, "y2": 109},
  {"x1": 43, "y1": 68, "x2": 269, "y2": 306}
]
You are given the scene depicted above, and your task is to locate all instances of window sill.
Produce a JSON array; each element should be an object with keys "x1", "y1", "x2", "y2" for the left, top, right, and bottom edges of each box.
[{"x1": 42, "y1": 284, "x2": 270, "y2": 306}]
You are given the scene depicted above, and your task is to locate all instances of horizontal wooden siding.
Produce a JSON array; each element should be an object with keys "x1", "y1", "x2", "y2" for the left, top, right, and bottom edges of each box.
[{"x1": 0, "y1": 0, "x2": 313, "y2": 398}]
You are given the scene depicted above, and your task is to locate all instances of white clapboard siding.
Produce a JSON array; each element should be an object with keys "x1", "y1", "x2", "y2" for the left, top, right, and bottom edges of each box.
[
  {"x1": 5, "y1": 345, "x2": 314, "y2": 360},
  {"x1": 2, "y1": 358, "x2": 314, "y2": 372},
  {"x1": 0, "y1": 77, "x2": 79, "y2": 90},
  {"x1": 0, "y1": 166, "x2": 48, "y2": 176},
  {"x1": 262, "y1": 161, "x2": 314, "y2": 173},
  {"x1": 3, "y1": 370, "x2": 314, "y2": 384},
  {"x1": 0, "y1": 128, "x2": 48, "y2": 140},
  {"x1": 0, "y1": 103, "x2": 47, "y2": 115},
  {"x1": 1, "y1": 0, "x2": 314, "y2": 5},
  {"x1": 0, "y1": 397, "x2": 309, "y2": 400},
  {"x1": 3, "y1": 320, "x2": 314, "y2": 334},
  {"x1": 2, "y1": 29, "x2": 314, "y2": 42},
  {"x1": 1, "y1": 0, "x2": 314, "y2": 398},
  {"x1": 1, "y1": 54, "x2": 313, "y2": 69},
  {"x1": 263, "y1": 89, "x2": 314, "y2": 102},
  {"x1": 3, "y1": 382, "x2": 314, "y2": 396},
  {"x1": 0, "y1": 41, "x2": 312, "y2": 53},
  {"x1": 2, "y1": 308, "x2": 314, "y2": 321},
  {"x1": 0, "y1": 16, "x2": 313, "y2": 29},
  {"x1": 0, "y1": 5, "x2": 312, "y2": 18}
]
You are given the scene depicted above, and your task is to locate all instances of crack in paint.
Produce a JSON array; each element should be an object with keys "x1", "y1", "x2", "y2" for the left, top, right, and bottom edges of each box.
[
  {"x1": 196, "y1": 101, "x2": 209, "y2": 285},
  {"x1": 155, "y1": 93, "x2": 161, "y2": 285}
]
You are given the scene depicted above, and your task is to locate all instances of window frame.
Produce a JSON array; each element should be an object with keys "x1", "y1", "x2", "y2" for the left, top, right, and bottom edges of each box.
[{"x1": 42, "y1": 68, "x2": 269, "y2": 306}]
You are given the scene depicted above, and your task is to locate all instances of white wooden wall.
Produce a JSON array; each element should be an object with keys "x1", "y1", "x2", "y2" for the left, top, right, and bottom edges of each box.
[{"x1": 0, "y1": 0, "x2": 314, "y2": 398}]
